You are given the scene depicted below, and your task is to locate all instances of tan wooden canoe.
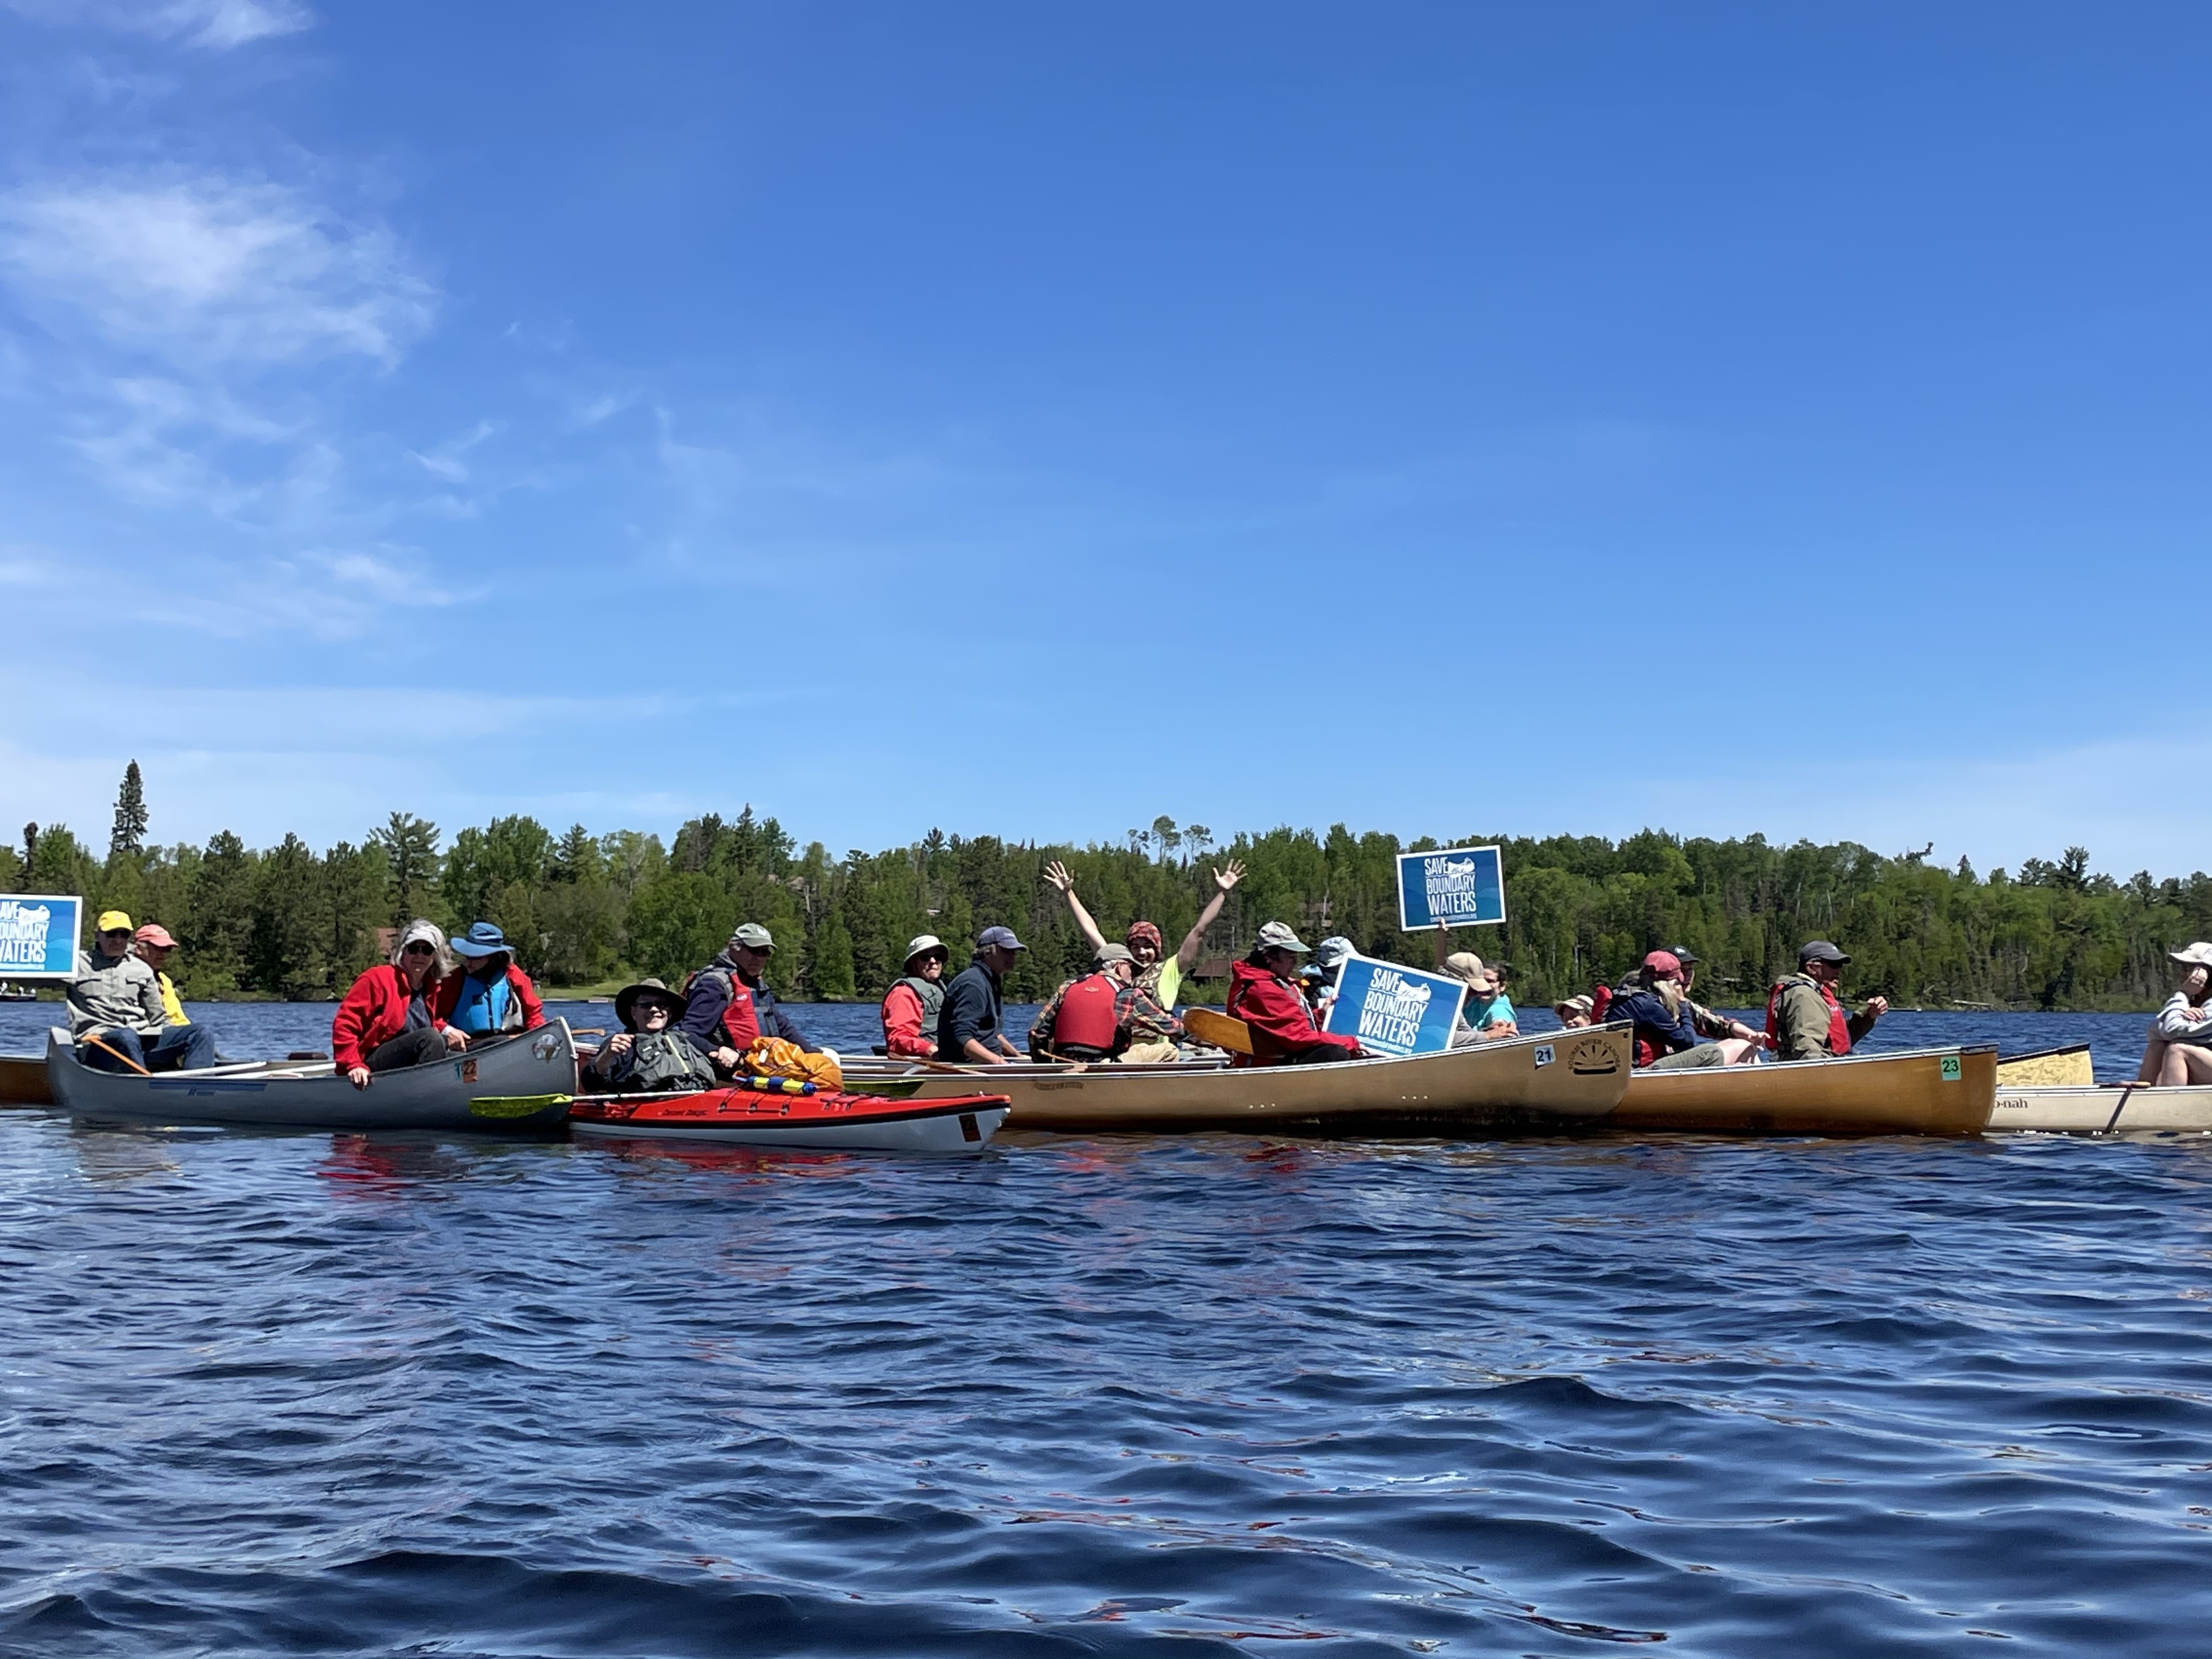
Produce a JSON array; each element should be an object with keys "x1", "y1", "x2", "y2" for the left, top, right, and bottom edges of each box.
[
  {"x1": 839, "y1": 1025, "x2": 1631, "y2": 1133},
  {"x1": 1609, "y1": 1046, "x2": 1997, "y2": 1136},
  {"x1": 0, "y1": 1053, "x2": 47, "y2": 1105},
  {"x1": 1989, "y1": 1082, "x2": 2212, "y2": 1134},
  {"x1": 1993, "y1": 1043, "x2": 2095, "y2": 1087}
]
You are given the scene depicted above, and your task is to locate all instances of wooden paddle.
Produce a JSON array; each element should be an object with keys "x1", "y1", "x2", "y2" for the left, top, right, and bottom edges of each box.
[
  {"x1": 83, "y1": 1034, "x2": 151, "y2": 1076},
  {"x1": 1182, "y1": 1007, "x2": 1254, "y2": 1056}
]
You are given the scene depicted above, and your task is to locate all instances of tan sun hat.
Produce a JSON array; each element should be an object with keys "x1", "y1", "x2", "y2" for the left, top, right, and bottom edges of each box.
[
  {"x1": 1096, "y1": 942, "x2": 1135, "y2": 966},
  {"x1": 2170, "y1": 943, "x2": 2212, "y2": 969},
  {"x1": 1255, "y1": 921, "x2": 1310, "y2": 953},
  {"x1": 903, "y1": 934, "x2": 947, "y2": 969},
  {"x1": 1441, "y1": 951, "x2": 1495, "y2": 990}
]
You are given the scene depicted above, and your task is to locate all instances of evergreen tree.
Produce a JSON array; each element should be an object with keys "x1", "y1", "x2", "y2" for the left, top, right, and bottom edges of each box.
[
  {"x1": 109, "y1": 761, "x2": 148, "y2": 861},
  {"x1": 368, "y1": 812, "x2": 443, "y2": 926},
  {"x1": 184, "y1": 831, "x2": 256, "y2": 995},
  {"x1": 249, "y1": 834, "x2": 328, "y2": 998}
]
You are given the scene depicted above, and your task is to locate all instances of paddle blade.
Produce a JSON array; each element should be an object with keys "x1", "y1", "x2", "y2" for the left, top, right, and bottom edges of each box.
[{"x1": 1183, "y1": 1007, "x2": 1254, "y2": 1056}]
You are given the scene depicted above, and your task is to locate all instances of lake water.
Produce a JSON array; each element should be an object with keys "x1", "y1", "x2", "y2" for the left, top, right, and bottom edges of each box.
[{"x1": 2, "y1": 1002, "x2": 2205, "y2": 1656}]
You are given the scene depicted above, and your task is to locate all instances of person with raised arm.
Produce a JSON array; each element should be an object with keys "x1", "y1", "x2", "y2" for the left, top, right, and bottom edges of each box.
[{"x1": 1042, "y1": 856, "x2": 1245, "y2": 1011}]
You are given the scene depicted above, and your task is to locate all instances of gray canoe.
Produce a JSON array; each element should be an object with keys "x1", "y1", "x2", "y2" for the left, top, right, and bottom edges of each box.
[{"x1": 44, "y1": 1021, "x2": 578, "y2": 1133}]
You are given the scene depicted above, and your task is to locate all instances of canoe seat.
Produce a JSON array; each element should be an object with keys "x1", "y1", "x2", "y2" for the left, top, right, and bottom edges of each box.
[{"x1": 1182, "y1": 1007, "x2": 1254, "y2": 1056}]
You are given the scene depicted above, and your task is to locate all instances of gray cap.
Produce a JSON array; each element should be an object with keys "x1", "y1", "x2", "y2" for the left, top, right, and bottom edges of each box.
[
  {"x1": 1256, "y1": 921, "x2": 1311, "y2": 953},
  {"x1": 1095, "y1": 942, "x2": 1135, "y2": 966},
  {"x1": 977, "y1": 925, "x2": 1026, "y2": 951},
  {"x1": 1313, "y1": 935, "x2": 1355, "y2": 969},
  {"x1": 1798, "y1": 939, "x2": 1849, "y2": 964},
  {"x1": 730, "y1": 923, "x2": 775, "y2": 951}
]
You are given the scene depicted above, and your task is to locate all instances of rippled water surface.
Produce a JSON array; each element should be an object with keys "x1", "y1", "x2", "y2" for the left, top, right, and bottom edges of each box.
[{"x1": 3, "y1": 1003, "x2": 2209, "y2": 1656}]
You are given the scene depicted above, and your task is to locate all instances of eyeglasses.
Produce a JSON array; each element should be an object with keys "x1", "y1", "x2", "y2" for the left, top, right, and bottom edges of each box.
[{"x1": 402, "y1": 943, "x2": 436, "y2": 957}]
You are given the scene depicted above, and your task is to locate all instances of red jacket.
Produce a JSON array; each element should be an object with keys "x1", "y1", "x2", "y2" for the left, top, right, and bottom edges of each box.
[
  {"x1": 332, "y1": 964, "x2": 447, "y2": 1070},
  {"x1": 428, "y1": 964, "x2": 546, "y2": 1036},
  {"x1": 1226, "y1": 958, "x2": 1362, "y2": 1066},
  {"x1": 880, "y1": 983, "x2": 936, "y2": 1057}
]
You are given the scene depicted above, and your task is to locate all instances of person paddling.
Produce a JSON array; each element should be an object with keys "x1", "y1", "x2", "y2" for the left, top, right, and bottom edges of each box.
[
  {"x1": 431, "y1": 922, "x2": 548, "y2": 1043},
  {"x1": 69, "y1": 909, "x2": 218, "y2": 1074},
  {"x1": 1767, "y1": 940, "x2": 1887, "y2": 1060},
  {"x1": 1043, "y1": 857, "x2": 1245, "y2": 1011},
  {"x1": 333, "y1": 919, "x2": 467, "y2": 1089},
  {"x1": 879, "y1": 934, "x2": 950, "y2": 1059}
]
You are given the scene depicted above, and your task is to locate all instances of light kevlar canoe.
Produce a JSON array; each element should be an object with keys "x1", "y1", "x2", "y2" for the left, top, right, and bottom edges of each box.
[
  {"x1": 841, "y1": 1026, "x2": 1631, "y2": 1133},
  {"x1": 1989, "y1": 1082, "x2": 2212, "y2": 1134},
  {"x1": 45, "y1": 1020, "x2": 579, "y2": 1133},
  {"x1": 1993, "y1": 1043, "x2": 2096, "y2": 1087},
  {"x1": 1609, "y1": 1046, "x2": 1997, "y2": 1136}
]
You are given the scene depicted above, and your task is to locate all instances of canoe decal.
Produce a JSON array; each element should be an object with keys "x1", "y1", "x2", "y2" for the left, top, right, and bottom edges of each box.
[
  {"x1": 1940, "y1": 1055, "x2": 1962, "y2": 1081},
  {"x1": 1533, "y1": 1044, "x2": 1555, "y2": 1069},
  {"x1": 1568, "y1": 1038, "x2": 1619, "y2": 1076},
  {"x1": 461, "y1": 1059, "x2": 478, "y2": 1083}
]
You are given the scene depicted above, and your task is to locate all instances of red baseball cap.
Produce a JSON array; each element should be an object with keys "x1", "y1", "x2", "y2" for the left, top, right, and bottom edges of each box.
[
  {"x1": 1641, "y1": 949, "x2": 1683, "y2": 979},
  {"x1": 133, "y1": 923, "x2": 178, "y2": 949}
]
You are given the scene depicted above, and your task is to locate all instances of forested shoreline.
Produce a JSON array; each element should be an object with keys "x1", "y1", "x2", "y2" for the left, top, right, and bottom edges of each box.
[{"x1": 8, "y1": 768, "x2": 2208, "y2": 1011}]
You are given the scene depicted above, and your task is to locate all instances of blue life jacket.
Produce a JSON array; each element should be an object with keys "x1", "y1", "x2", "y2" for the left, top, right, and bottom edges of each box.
[{"x1": 448, "y1": 970, "x2": 512, "y2": 1035}]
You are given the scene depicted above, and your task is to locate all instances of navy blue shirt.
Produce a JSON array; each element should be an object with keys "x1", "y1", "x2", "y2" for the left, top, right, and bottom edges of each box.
[
  {"x1": 936, "y1": 960, "x2": 1005, "y2": 1060},
  {"x1": 1608, "y1": 988, "x2": 1699, "y2": 1060}
]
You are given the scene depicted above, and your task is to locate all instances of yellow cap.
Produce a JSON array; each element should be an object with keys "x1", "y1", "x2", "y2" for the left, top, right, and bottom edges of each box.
[{"x1": 95, "y1": 910, "x2": 133, "y2": 933}]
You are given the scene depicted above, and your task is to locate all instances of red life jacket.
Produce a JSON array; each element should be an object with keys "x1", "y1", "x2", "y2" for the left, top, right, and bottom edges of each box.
[
  {"x1": 684, "y1": 967, "x2": 759, "y2": 1051},
  {"x1": 1765, "y1": 974, "x2": 1852, "y2": 1056},
  {"x1": 1590, "y1": 984, "x2": 1614, "y2": 1023},
  {"x1": 1053, "y1": 974, "x2": 1120, "y2": 1053}
]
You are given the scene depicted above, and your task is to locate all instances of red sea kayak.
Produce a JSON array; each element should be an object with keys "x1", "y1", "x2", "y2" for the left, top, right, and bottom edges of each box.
[{"x1": 569, "y1": 1083, "x2": 1011, "y2": 1153}]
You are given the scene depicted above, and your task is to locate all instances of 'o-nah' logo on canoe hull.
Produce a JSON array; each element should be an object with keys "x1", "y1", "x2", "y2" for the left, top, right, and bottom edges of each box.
[{"x1": 1568, "y1": 1038, "x2": 1619, "y2": 1075}]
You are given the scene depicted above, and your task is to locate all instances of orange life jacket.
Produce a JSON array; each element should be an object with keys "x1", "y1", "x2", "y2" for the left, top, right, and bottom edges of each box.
[
  {"x1": 1053, "y1": 973, "x2": 1120, "y2": 1053},
  {"x1": 1765, "y1": 974, "x2": 1852, "y2": 1056}
]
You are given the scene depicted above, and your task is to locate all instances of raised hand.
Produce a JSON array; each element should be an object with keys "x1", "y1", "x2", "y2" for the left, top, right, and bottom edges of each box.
[
  {"x1": 1212, "y1": 860, "x2": 1246, "y2": 895},
  {"x1": 1044, "y1": 860, "x2": 1075, "y2": 895}
]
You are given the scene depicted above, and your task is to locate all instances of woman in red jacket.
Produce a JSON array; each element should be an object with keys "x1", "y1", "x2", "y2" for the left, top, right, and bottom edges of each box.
[
  {"x1": 430, "y1": 922, "x2": 548, "y2": 1041},
  {"x1": 1225, "y1": 921, "x2": 1364, "y2": 1067},
  {"x1": 332, "y1": 919, "x2": 467, "y2": 1088}
]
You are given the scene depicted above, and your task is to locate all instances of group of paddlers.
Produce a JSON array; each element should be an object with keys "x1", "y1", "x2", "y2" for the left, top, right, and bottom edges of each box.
[{"x1": 68, "y1": 890, "x2": 2212, "y2": 1090}]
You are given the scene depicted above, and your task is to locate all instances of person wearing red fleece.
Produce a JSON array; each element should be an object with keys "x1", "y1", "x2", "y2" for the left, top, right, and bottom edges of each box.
[{"x1": 1225, "y1": 921, "x2": 1364, "y2": 1067}]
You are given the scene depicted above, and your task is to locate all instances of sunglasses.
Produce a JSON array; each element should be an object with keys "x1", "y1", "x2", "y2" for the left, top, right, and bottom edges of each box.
[
  {"x1": 101, "y1": 929, "x2": 132, "y2": 940},
  {"x1": 402, "y1": 943, "x2": 436, "y2": 957}
]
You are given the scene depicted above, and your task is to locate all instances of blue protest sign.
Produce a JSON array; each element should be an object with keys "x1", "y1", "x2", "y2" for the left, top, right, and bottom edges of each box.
[
  {"x1": 1397, "y1": 845, "x2": 1505, "y2": 931},
  {"x1": 0, "y1": 894, "x2": 82, "y2": 979},
  {"x1": 1322, "y1": 954, "x2": 1468, "y2": 1058}
]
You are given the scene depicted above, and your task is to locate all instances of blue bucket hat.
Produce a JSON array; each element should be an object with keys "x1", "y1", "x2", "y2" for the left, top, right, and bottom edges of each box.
[{"x1": 450, "y1": 921, "x2": 511, "y2": 960}]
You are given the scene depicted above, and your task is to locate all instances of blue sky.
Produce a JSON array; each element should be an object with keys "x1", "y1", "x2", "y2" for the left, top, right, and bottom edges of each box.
[{"x1": 3, "y1": 3, "x2": 2208, "y2": 876}]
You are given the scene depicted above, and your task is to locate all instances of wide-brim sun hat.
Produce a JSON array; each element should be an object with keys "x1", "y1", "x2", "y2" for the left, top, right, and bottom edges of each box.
[
  {"x1": 614, "y1": 977, "x2": 681, "y2": 1029},
  {"x1": 1313, "y1": 935, "x2": 1355, "y2": 969},
  {"x1": 903, "y1": 933, "x2": 948, "y2": 970},
  {"x1": 451, "y1": 921, "x2": 511, "y2": 959},
  {"x1": 2170, "y1": 942, "x2": 2212, "y2": 969}
]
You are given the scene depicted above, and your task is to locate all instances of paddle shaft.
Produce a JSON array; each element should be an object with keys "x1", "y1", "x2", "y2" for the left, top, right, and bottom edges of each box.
[{"x1": 83, "y1": 1033, "x2": 152, "y2": 1076}]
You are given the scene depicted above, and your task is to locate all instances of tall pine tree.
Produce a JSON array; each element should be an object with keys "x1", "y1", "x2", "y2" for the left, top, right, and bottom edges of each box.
[{"x1": 109, "y1": 762, "x2": 148, "y2": 861}]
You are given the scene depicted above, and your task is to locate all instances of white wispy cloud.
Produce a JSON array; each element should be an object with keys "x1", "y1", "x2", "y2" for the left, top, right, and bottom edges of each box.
[
  {"x1": 0, "y1": 174, "x2": 432, "y2": 370},
  {"x1": 3, "y1": 0, "x2": 311, "y2": 51}
]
